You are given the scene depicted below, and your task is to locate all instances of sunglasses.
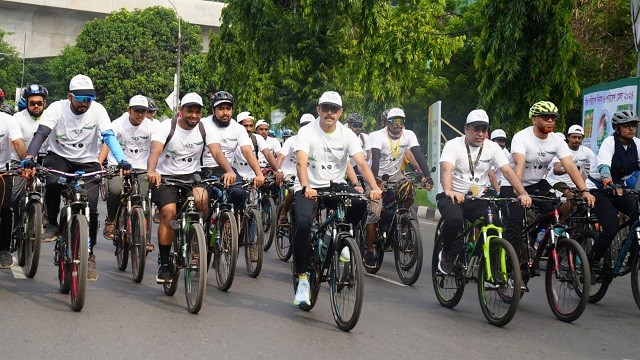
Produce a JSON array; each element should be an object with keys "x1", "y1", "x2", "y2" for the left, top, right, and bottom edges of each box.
[
  {"x1": 389, "y1": 117, "x2": 405, "y2": 125},
  {"x1": 320, "y1": 104, "x2": 341, "y2": 113},
  {"x1": 132, "y1": 108, "x2": 146, "y2": 113},
  {"x1": 72, "y1": 95, "x2": 95, "y2": 103},
  {"x1": 28, "y1": 101, "x2": 44, "y2": 107},
  {"x1": 350, "y1": 123, "x2": 362, "y2": 128},
  {"x1": 146, "y1": 110, "x2": 156, "y2": 114},
  {"x1": 537, "y1": 114, "x2": 557, "y2": 122},
  {"x1": 471, "y1": 125, "x2": 489, "y2": 133}
]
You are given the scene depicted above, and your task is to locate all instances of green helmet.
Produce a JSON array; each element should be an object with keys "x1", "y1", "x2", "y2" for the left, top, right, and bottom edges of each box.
[{"x1": 529, "y1": 101, "x2": 559, "y2": 119}]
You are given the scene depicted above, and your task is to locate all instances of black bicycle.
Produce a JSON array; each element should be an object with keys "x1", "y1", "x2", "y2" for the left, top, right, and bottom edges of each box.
[{"x1": 12, "y1": 169, "x2": 44, "y2": 278}]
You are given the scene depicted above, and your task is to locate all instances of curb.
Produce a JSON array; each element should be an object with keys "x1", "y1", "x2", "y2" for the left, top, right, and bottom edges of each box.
[{"x1": 413, "y1": 206, "x2": 440, "y2": 222}]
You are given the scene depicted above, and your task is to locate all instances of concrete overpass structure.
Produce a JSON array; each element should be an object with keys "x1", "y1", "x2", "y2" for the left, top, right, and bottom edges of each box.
[{"x1": 0, "y1": 0, "x2": 224, "y2": 58}]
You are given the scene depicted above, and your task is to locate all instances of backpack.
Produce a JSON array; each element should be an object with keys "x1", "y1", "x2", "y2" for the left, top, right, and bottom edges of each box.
[
  {"x1": 250, "y1": 134, "x2": 260, "y2": 159},
  {"x1": 163, "y1": 117, "x2": 207, "y2": 165}
]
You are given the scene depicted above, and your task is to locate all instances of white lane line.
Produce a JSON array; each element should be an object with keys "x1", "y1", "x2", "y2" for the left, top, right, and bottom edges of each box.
[
  {"x1": 11, "y1": 259, "x2": 27, "y2": 279},
  {"x1": 365, "y1": 273, "x2": 409, "y2": 287}
]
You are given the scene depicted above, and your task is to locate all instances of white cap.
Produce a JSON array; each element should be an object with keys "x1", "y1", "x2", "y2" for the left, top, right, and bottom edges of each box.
[
  {"x1": 255, "y1": 119, "x2": 269, "y2": 128},
  {"x1": 466, "y1": 109, "x2": 489, "y2": 125},
  {"x1": 237, "y1": 111, "x2": 254, "y2": 123},
  {"x1": 568, "y1": 124, "x2": 584, "y2": 135},
  {"x1": 300, "y1": 113, "x2": 315, "y2": 125},
  {"x1": 180, "y1": 92, "x2": 203, "y2": 108},
  {"x1": 554, "y1": 132, "x2": 566, "y2": 141},
  {"x1": 318, "y1": 91, "x2": 342, "y2": 107},
  {"x1": 490, "y1": 129, "x2": 507, "y2": 140},
  {"x1": 387, "y1": 107, "x2": 405, "y2": 119},
  {"x1": 69, "y1": 74, "x2": 96, "y2": 96},
  {"x1": 128, "y1": 95, "x2": 148, "y2": 110}
]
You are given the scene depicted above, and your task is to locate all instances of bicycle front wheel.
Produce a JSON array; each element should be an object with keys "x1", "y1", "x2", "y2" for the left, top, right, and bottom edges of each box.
[
  {"x1": 260, "y1": 196, "x2": 276, "y2": 251},
  {"x1": 70, "y1": 214, "x2": 89, "y2": 311},
  {"x1": 184, "y1": 222, "x2": 207, "y2": 314},
  {"x1": 244, "y1": 208, "x2": 264, "y2": 278},
  {"x1": 115, "y1": 206, "x2": 129, "y2": 271},
  {"x1": 330, "y1": 235, "x2": 364, "y2": 331},
  {"x1": 22, "y1": 201, "x2": 43, "y2": 278},
  {"x1": 545, "y1": 237, "x2": 590, "y2": 322},
  {"x1": 130, "y1": 207, "x2": 146, "y2": 283},
  {"x1": 214, "y1": 210, "x2": 238, "y2": 291},
  {"x1": 394, "y1": 217, "x2": 423, "y2": 285},
  {"x1": 432, "y1": 219, "x2": 464, "y2": 308},
  {"x1": 477, "y1": 237, "x2": 522, "y2": 327},
  {"x1": 275, "y1": 203, "x2": 293, "y2": 261},
  {"x1": 631, "y1": 253, "x2": 640, "y2": 310}
]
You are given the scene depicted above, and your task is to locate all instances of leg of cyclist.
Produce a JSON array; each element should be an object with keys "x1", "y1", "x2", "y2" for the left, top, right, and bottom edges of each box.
[
  {"x1": 0, "y1": 176, "x2": 14, "y2": 268},
  {"x1": 292, "y1": 190, "x2": 318, "y2": 306},
  {"x1": 42, "y1": 152, "x2": 74, "y2": 242},
  {"x1": 76, "y1": 161, "x2": 101, "y2": 280},
  {"x1": 104, "y1": 173, "x2": 122, "y2": 240},
  {"x1": 364, "y1": 183, "x2": 381, "y2": 267},
  {"x1": 279, "y1": 190, "x2": 294, "y2": 225},
  {"x1": 151, "y1": 183, "x2": 178, "y2": 283}
]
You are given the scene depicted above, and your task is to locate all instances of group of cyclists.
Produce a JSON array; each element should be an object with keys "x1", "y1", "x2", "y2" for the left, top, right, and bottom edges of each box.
[{"x1": 1, "y1": 73, "x2": 638, "y2": 326}]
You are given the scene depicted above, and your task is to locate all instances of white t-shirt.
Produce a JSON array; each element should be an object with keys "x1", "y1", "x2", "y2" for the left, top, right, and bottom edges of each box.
[
  {"x1": 151, "y1": 119, "x2": 220, "y2": 175},
  {"x1": 546, "y1": 145, "x2": 596, "y2": 188},
  {"x1": 294, "y1": 120, "x2": 363, "y2": 191},
  {"x1": 11, "y1": 110, "x2": 46, "y2": 162},
  {"x1": 200, "y1": 116, "x2": 252, "y2": 168},
  {"x1": 510, "y1": 126, "x2": 572, "y2": 186},
  {"x1": 439, "y1": 136, "x2": 509, "y2": 195},
  {"x1": 38, "y1": 99, "x2": 113, "y2": 163},
  {"x1": 234, "y1": 134, "x2": 267, "y2": 179},
  {"x1": 0, "y1": 112, "x2": 23, "y2": 166},
  {"x1": 494, "y1": 147, "x2": 512, "y2": 187},
  {"x1": 106, "y1": 113, "x2": 156, "y2": 168},
  {"x1": 349, "y1": 132, "x2": 371, "y2": 166},
  {"x1": 278, "y1": 135, "x2": 299, "y2": 176},
  {"x1": 369, "y1": 128, "x2": 420, "y2": 176},
  {"x1": 258, "y1": 136, "x2": 281, "y2": 167},
  {"x1": 586, "y1": 135, "x2": 640, "y2": 188}
]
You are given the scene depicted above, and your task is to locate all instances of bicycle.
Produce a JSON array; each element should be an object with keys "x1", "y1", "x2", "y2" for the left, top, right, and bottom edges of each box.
[
  {"x1": 359, "y1": 173, "x2": 424, "y2": 285},
  {"x1": 520, "y1": 194, "x2": 591, "y2": 322},
  {"x1": 274, "y1": 177, "x2": 295, "y2": 262},
  {"x1": 112, "y1": 169, "x2": 151, "y2": 283},
  {"x1": 259, "y1": 170, "x2": 278, "y2": 251},
  {"x1": 43, "y1": 167, "x2": 108, "y2": 311},
  {"x1": 432, "y1": 196, "x2": 523, "y2": 327},
  {"x1": 575, "y1": 189, "x2": 640, "y2": 309},
  {"x1": 158, "y1": 177, "x2": 208, "y2": 314},
  {"x1": 205, "y1": 177, "x2": 238, "y2": 291},
  {"x1": 12, "y1": 169, "x2": 44, "y2": 278},
  {"x1": 240, "y1": 180, "x2": 265, "y2": 278},
  {"x1": 291, "y1": 190, "x2": 366, "y2": 331}
]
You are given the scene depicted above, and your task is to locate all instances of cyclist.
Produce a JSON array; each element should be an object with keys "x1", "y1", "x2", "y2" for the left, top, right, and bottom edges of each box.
[
  {"x1": 585, "y1": 110, "x2": 640, "y2": 275},
  {"x1": 200, "y1": 91, "x2": 264, "y2": 209},
  {"x1": 0, "y1": 88, "x2": 13, "y2": 116},
  {"x1": 235, "y1": 111, "x2": 282, "y2": 181},
  {"x1": 275, "y1": 113, "x2": 314, "y2": 225},
  {"x1": 98, "y1": 95, "x2": 156, "y2": 243},
  {"x1": 502, "y1": 101, "x2": 595, "y2": 267},
  {"x1": 487, "y1": 129, "x2": 509, "y2": 195},
  {"x1": 293, "y1": 91, "x2": 382, "y2": 307},
  {"x1": 362, "y1": 107, "x2": 434, "y2": 267},
  {"x1": 255, "y1": 119, "x2": 282, "y2": 168},
  {"x1": 282, "y1": 128, "x2": 294, "y2": 142},
  {"x1": 436, "y1": 109, "x2": 531, "y2": 274},
  {"x1": 21, "y1": 74, "x2": 132, "y2": 280},
  {"x1": 144, "y1": 96, "x2": 160, "y2": 123},
  {"x1": 147, "y1": 92, "x2": 235, "y2": 283}
]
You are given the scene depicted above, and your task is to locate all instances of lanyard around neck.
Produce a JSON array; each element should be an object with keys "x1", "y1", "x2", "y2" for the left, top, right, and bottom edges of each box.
[
  {"x1": 387, "y1": 132, "x2": 401, "y2": 159},
  {"x1": 466, "y1": 141, "x2": 484, "y2": 182}
]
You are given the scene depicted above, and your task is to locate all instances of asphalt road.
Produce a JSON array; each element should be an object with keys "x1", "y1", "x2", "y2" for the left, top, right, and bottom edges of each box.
[{"x1": 1, "y1": 206, "x2": 638, "y2": 360}]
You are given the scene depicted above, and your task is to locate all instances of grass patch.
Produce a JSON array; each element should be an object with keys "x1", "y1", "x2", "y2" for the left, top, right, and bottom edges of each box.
[{"x1": 414, "y1": 189, "x2": 436, "y2": 208}]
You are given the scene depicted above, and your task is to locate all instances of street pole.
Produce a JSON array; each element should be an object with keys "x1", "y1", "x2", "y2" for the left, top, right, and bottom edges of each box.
[
  {"x1": 633, "y1": 0, "x2": 640, "y2": 76},
  {"x1": 168, "y1": 0, "x2": 181, "y2": 117},
  {"x1": 20, "y1": 34, "x2": 26, "y2": 89}
]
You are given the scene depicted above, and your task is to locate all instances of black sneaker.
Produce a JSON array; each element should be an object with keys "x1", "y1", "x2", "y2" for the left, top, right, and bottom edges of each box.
[
  {"x1": 438, "y1": 250, "x2": 455, "y2": 275},
  {"x1": 364, "y1": 251, "x2": 376, "y2": 268},
  {"x1": 156, "y1": 264, "x2": 173, "y2": 284}
]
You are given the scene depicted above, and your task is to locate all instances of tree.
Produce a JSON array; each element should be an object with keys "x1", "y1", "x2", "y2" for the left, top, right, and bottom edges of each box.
[{"x1": 0, "y1": 28, "x2": 22, "y2": 103}]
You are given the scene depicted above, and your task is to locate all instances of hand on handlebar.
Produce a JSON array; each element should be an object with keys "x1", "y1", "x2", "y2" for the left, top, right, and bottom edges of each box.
[
  {"x1": 517, "y1": 194, "x2": 532, "y2": 208},
  {"x1": 222, "y1": 171, "x2": 236, "y2": 187},
  {"x1": 148, "y1": 171, "x2": 161, "y2": 188},
  {"x1": 444, "y1": 189, "x2": 464, "y2": 204},
  {"x1": 253, "y1": 173, "x2": 265, "y2": 188},
  {"x1": 369, "y1": 187, "x2": 382, "y2": 200},
  {"x1": 303, "y1": 186, "x2": 317, "y2": 200}
]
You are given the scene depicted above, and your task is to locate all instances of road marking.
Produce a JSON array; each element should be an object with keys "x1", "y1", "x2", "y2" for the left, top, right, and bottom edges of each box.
[
  {"x1": 365, "y1": 273, "x2": 408, "y2": 286},
  {"x1": 11, "y1": 259, "x2": 27, "y2": 279}
]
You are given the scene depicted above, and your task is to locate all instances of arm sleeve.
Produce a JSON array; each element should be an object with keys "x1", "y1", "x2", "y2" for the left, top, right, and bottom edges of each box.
[
  {"x1": 26, "y1": 125, "x2": 52, "y2": 157},
  {"x1": 102, "y1": 129, "x2": 126, "y2": 164}
]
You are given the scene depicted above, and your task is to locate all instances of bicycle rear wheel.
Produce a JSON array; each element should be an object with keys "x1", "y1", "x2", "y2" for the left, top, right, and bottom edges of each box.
[
  {"x1": 260, "y1": 196, "x2": 276, "y2": 251},
  {"x1": 130, "y1": 207, "x2": 146, "y2": 283},
  {"x1": 214, "y1": 210, "x2": 238, "y2": 291},
  {"x1": 115, "y1": 206, "x2": 129, "y2": 271},
  {"x1": 477, "y1": 237, "x2": 522, "y2": 327},
  {"x1": 394, "y1": 216, "x2": 423, "y2": 285},
  {"x1": 330, "y1": 235, "x2": 364, "y2": 331},
  {"x1": 185, "y1": 222, "x2": 207, "y2": 314},
  {"x1": 575, "y1": 229, "x2": 610, "y2": 303},
  {"x1": 244, "y1": 208, "x2": 264, "y2": 277},
  {"x1": 21, "y1": 201, "x2": 43, "y2": 278},
  {"x1": 58, "y1": 215, "x2": 70, "y2": 294},
  {"x1": 292, "y1": 262, "x2": 321, "y2": 311},
  {"x1": 432, "y1": 219, "x2": 464, "y2": 308},
  {"x1": 545, "y1": 237, "x2": 590, "y2": 322},
  {"x1": 275, "y1": 203, "x2": 293, "y2": 261},
  {"x1": 69, "y1": 214, "x2": 89, "y2": 311},
  {"x1": 163, "y1": 251, "x2": 180, "y2": 296}
]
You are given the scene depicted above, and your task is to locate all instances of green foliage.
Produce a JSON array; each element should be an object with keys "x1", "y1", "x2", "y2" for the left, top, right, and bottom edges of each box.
[{"x1": 0, "y1": 29, "x2": 22, "y2": 100}]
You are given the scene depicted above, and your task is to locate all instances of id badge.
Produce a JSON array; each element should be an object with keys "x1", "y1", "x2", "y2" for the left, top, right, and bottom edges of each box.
[{"x1": 470, "y1": 184, "x2": 479, "y2": 197}]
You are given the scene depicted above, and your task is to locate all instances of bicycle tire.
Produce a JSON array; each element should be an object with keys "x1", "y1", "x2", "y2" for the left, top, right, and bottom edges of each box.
[
  {"x1": 115, "y1": 206, "x2": 129, "y2": 271},
  {"x1": 260, "y1": 196, "x2": 276, "y2": 251},
  {"x1": 69, "y1": 214, "x2": 89, "y2": 311},
  {"x1": 22, "y1": 201, "x2": 43, "y2": 278},
  {"x1": 58, "y1": 215, "x2": 70, "y2": 294},
  {"x1": 477, "y1": 237, "x2": 522, "y2": 327},
  {"x1": 275, "y1": 203, "x2": 293, "y2": 262},
  {"x1": 99, "y1": 177, "x2": 107, "y2": 201},
  {"x1": 545, "y1": 237, "x2": 590, "y2": 322},
  {"x1": 330, "y1": 235, "x2": 364, "y2": 331},
  {"x1": 574, "y1": 229, "x2": 609, "y2": 303},
  {"x1": 432, "y1": 218, "x2": 465, "y2": 308},
  {"x1": 631, "y1": 253, "x2": 640, "y2": 310},
  {"x1": 184, "y1": 222, "x2": 207, "y2": 314},
  {"x1": 130, "y1": 207, "x2": 146, "y2": 283},
  {"x1": 394, "y1": 216, "x2": 423, "y2": 285},
  {"x1": 16, "y1": 203, "x2": 27, "y2": 267},
  {"x1": 214, "y1": 210, "x2": 238, "y2": 291},
  {"x1": 163, "y1": 251, "x2": 180, "y2": 296},
  {"x1": 292, "y1": 262, "x2": 321, "y2": 312},
  {"x1": 244, "y1": 208, "x2": 264, "y2": 278}
]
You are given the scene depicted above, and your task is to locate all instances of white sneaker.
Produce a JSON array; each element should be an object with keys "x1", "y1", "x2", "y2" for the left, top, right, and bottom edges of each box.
[
  {"x1": 339, "y1": 247, "x2": 351, "y2": 263},
  {"x1": 293, "y1": 279, "x2": 311, "y2": 307}
]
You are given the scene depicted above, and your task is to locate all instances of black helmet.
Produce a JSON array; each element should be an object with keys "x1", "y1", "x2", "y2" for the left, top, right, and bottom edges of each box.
[
  {"x1": 211, "y1": 91, "x2": 234, "y2": 108},
  {"x1": 0, "y1": 104, "x2": 14, "y2": 116},
  {"x1": 347, "y1": 112, "x2": 364, "y2": 125},
  {"x1": 282, "y1": 129, "x2": 295, "y2": 138},
  {"x1": 17, "y1": 97, "x2": 26, "y2": 111},
  {"x1": 612, "y1": 110, "x2": 639, "y2": 125},
  {"x1": 146, "y1": 96, "x2": 158, "y2": 111},
  {"x1": 22, "y1": 84, "x2": 48, "y2": 99}
]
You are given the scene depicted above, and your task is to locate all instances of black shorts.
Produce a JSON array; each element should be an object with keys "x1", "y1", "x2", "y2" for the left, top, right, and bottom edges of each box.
[{"x1": 151, "y1": 174, "x2": 206, "y2": 209}]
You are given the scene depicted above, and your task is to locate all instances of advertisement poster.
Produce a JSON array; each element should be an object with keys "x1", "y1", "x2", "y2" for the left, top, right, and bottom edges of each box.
[{"x1": 582, "y1": 81, "x2": 638, "y2": 152}]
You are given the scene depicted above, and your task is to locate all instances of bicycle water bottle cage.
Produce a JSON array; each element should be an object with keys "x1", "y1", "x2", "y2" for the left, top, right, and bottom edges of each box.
[
  {"x1": 75, "y1": 170, "x2": 86, "y2": 175},
  {"x1": 169, "y1": 219, "x2": 180, "y2": 230}
]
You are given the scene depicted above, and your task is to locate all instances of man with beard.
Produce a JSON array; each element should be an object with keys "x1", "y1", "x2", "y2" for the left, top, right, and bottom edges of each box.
[
  {"x1": 501, "y1": 101, "x2": 595, "y2": 282},
  {"x1": 235, "y1": 112, "x2": 282, "y2": 181},
  {"x1": 255, "y1": 119, "x2": 282, "y2": 168},
  {"x1": 21, "y1": 74, "x2": 132, "y2": 280},
  {"x1": 346, "y1": 113, "x2": 371, "y2": 173},
  {"x1": 147, "y1": 92, "x2": 235, "y2": 283}
]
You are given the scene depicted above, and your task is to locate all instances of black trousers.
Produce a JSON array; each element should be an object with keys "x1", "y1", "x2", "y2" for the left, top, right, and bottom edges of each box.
[
  {"x1": 0, "y1": 175, "x2": 13, "y2": 251},
  {"x1": 293, "y1": 183, "x2": 366, "y2": 274},
  {"x1": 591, "y1": 190, "x2": 639, "y2": 262},
  {"x1": 435, "y1": 192, "x2": 487, "y2": 252}
]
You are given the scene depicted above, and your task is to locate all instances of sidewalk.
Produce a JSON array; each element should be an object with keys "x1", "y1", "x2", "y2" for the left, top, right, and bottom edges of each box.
[{"x1": 413, "y1": 205, "x2": 441, "y2": 222}]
